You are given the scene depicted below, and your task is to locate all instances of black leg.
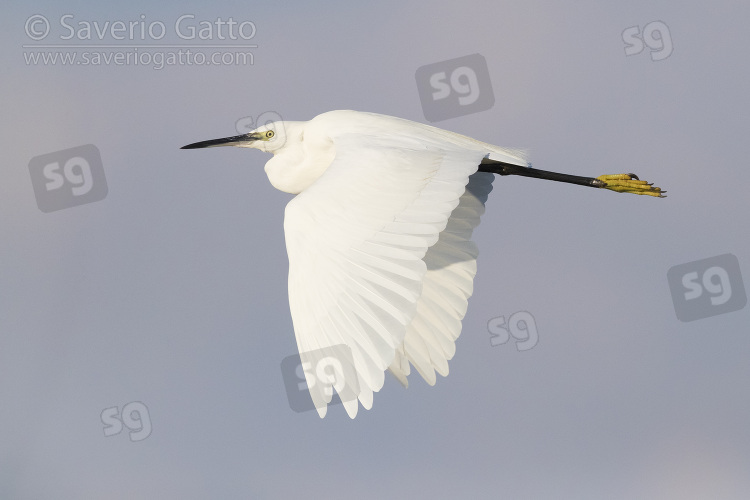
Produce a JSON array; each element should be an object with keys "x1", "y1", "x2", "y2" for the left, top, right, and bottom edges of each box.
[
  {"x1": 478, "y1": 159, "x2": 605, "y2": 188},
  {"x1": 478, "y1": 158, "x2": 665, "y2": 197}
]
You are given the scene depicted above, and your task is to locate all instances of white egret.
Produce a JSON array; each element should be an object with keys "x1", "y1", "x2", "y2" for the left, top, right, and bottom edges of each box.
[{"x1": 182, "y1": 110, "x2": 664, "y2": 418}]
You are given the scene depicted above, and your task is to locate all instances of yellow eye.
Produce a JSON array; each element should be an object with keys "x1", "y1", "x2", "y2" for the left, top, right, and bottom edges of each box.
[{"x1": 265, "y1": 130, "x2": 275, "y2": 139}]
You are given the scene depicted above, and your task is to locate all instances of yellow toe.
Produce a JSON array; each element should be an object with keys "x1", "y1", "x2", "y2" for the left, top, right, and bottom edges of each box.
[{"x1": 596, "y1": 174, "x2": 666, "y2": 197}]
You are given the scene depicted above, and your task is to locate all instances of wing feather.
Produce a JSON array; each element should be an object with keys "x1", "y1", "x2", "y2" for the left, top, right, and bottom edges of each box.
[
  {"x1": 388, "y1": 172, "x2": 495, "y2": 387},
  {"x1": 284, "y1": 133, "x2": 487, "y2": 417}
]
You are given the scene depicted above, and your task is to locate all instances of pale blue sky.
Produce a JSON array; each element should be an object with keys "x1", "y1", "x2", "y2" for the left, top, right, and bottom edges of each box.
[{"x1": 2, "y1": 1, "x2": 749, "y2": 498}]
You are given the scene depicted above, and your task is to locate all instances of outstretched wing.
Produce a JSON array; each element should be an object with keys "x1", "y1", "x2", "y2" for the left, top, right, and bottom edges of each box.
[
  {"x1": 284, "y1": 133, "x2": 487, "y2": 417},
  {"x1": 388, "y1": 172, "x2": 494, "y2": 386}
]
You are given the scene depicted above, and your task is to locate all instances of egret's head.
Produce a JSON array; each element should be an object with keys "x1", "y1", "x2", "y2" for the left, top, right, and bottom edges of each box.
[{"x1": 181, "y1": 120, "x2": 288, "y2": 154}]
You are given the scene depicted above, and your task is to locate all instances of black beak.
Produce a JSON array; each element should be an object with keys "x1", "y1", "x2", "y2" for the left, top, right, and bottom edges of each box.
[{"x1": 181, "y1": 132, "x2": 261, "y2": 149}]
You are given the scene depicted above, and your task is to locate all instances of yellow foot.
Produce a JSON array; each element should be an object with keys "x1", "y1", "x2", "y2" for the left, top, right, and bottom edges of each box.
[{"x1": 595, "y1": 173, "x2": 666, "y2": 198}]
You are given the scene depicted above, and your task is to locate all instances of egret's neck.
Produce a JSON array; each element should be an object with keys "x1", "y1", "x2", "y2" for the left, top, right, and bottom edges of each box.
[{"x1": 264, "y1": 138, "x2": 335, "y2": 194}]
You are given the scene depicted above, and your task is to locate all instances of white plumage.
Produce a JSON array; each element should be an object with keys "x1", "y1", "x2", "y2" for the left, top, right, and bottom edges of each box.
[{"x1": 184, "y1": 110, "x2": 528, "y2": 418}]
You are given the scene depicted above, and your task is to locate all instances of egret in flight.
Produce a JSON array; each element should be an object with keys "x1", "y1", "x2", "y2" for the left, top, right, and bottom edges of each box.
[{"x1": 182, "y1": 110, "x2": 664, "y2": 418}]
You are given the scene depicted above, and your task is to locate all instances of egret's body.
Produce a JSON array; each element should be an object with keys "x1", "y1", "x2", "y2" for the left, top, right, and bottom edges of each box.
[
  {"x1": 182, "y1": 110, "x2": 664, "y2": 418},
  {"x1": 242, "y1": 111, "x2": 528, "y2": 193}
]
